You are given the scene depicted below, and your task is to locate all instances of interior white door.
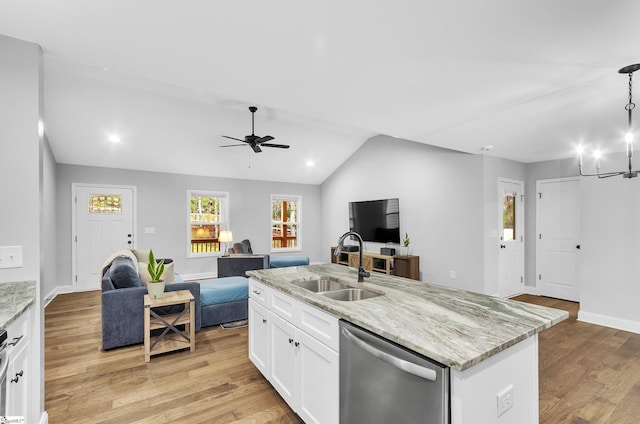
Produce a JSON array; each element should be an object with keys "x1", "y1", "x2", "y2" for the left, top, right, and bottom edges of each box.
[
  {"x1": 536, "y1": 178, "x2": 580, "y2": 302},
  {"x1": 498, "y1": 179, "x2": 525, "y2": 298},
  {"x1": 74, "y1": 185, "x2": 135, "y2": 291}
]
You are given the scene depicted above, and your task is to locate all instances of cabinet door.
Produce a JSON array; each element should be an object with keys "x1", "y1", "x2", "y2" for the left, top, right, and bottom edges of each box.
[
  {"x1": 269, "y1": 312, "x2": 297, "y2": 406},
  {"x1": 296, "y1": 330, "x2": 339, "y2": 424},
  {"x1": 248, "y1": 299, "x2": 270, "y2": 377},
  {"x1": 6, "y1": 340, "x2": 30, "y2": 422}
]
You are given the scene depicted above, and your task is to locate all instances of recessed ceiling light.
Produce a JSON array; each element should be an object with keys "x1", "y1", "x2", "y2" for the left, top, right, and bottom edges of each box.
[
  {"x1": 108, "y1": 134, "x2": 121, "y2": 143},
  {"x1": 306, "y1": 160, "x2": 315, "y2": 167}
]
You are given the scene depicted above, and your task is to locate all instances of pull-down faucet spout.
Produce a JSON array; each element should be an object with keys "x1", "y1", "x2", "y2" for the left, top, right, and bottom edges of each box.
[{"x1": 335, "y1": 231, "x2": 370, "y2": 282}]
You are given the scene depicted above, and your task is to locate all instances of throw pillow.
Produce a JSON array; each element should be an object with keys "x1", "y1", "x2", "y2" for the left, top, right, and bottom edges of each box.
[
  {"x1": 132, "y1": 249, "x2": 151, "y2": 263},
  {"x1": 110, "y1": 257, "x2": 142, "y2": 289},
  {"x1": 138, "y1": 261, "x2": 175, "y2": 286}
]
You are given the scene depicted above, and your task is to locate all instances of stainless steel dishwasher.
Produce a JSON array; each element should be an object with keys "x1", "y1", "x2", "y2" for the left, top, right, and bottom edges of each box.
[
  {"x1": 0, "y1": 329, "x2": 8, "y2": 416},
  {"x1": 340, "y1": 320, "x2": 449, "y2": 424}
]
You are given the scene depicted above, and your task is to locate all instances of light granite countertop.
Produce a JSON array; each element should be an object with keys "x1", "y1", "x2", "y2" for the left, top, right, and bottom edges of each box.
[
  {"x1": 247, "y1": 264, "x2": 568, "y2": 371},
  {"x1": 0, "y1": 280, "x2": 36, "y2": 330}
]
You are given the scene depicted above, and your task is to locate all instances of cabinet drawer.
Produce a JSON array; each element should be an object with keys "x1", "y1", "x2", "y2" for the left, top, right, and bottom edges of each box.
[
  {"x1": 270, "y1": 289, "x2": 301, "y2": 325},
  {"x1": 6, "y1": 307, "x2": 31, "y2": 353},
  {"x1": 249, "y1": 279, "x2": 270, "y2": 307},
  {"x1": 299, "y1": 302, "x2": 339, "y2": 352}
]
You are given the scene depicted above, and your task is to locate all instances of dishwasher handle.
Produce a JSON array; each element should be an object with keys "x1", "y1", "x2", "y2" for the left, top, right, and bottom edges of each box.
[{"x1": 342, "y1": 327, "x2": 437, "y2": 381}]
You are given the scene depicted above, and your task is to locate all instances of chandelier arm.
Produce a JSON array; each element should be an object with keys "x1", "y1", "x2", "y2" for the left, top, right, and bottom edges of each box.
[{"x1": 579, "y1": 169, "x2": 625, "y2": 178}]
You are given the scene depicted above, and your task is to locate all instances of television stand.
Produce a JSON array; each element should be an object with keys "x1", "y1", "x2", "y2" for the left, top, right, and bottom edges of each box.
[{"x1": 330, "y1": 247, "x2": 420, "y2": 280}]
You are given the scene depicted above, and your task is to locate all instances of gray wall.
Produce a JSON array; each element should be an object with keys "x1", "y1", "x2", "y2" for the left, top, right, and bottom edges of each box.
[
  {"x1": 320, "y1": 135, "x2": 487, "y2": 293},
  {"x1": 55, "y1": 164, "x2": 322, "y2": 287},
  {"x1": 0, "y1": 34, "x2": 46, "y2": 421},
  {"x1": 0, "y1": 35, "x2": 42, "y2": 283},
  {"x1": 578, "y1": 167, "x2": 640, "y2": 325}
]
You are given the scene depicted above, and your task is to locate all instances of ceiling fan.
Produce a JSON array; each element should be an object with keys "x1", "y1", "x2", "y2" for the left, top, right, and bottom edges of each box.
[{"x1": 220, "y1": 106, "x2": 290, "y2": 153}]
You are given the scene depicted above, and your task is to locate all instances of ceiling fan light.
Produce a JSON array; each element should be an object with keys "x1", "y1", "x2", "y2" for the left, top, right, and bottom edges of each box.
[{"x1": 625, "y1": 132, "x2": 634, "y2": 144}]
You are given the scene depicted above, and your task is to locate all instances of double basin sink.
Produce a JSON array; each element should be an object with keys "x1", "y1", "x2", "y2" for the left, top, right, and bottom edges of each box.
[{"x1": 292, "y1": 277, "x2": 382, "y2": 301}]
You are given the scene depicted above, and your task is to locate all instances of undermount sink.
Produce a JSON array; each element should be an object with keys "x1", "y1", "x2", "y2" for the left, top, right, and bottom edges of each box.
[
  {"x1": 321, "y1": 288, "x2": 382, "y2": 301},
  {"x1": 292, "y1": 278, "x2": 350, "y2": 293}
]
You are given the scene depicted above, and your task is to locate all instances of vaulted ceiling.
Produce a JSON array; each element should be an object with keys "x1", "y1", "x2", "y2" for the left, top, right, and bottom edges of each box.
[{"x1": 1, "y1": 1, "x2": 638, "y2": 184}]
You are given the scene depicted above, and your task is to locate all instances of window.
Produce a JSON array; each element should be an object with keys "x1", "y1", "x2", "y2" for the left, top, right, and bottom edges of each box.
[
  {"x1": 188, "y1": 190, "x2": 229, "y2": 256},
  {"x1": 271, "y1": 195, "x2": 301, "y2": 251},
  {"x1": 503, "y1": 193, "x2": 516, "y2": 241},
  {"x1": 88, "y1": 194, "x2": 122, "y2": 213}
]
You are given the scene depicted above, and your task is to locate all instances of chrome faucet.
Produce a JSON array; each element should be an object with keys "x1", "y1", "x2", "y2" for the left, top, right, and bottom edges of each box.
[{"x1": 335, "y1": 231, "x2": 370, "y2": 282}]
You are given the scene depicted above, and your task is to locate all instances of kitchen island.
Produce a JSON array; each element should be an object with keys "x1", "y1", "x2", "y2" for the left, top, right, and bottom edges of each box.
[{"x1": 247, "y1": 264, "x2": 567, "y2": 424}]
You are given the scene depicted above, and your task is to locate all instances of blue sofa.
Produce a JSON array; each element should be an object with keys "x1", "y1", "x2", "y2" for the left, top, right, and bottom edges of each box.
[{"x1": 101, "y1": 256, "x2": 248, "y2": 350}]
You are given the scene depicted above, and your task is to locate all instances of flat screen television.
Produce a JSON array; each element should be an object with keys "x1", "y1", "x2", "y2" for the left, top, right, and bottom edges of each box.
[{"x1": 349, "y1": 198, "x2": 400, "y2": 243}]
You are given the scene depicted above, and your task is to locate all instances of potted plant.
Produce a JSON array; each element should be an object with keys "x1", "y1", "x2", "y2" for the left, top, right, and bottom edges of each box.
[
  {"x1": 146, "y1": 249, "x2": 166, "y2": 299},
  {"x1": 401, "y1": 232, "x2": 411, "y2": 256}
]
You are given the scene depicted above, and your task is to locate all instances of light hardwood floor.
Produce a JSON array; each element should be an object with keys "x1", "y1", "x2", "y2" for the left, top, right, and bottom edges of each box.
[{"x1": 45, "y1": 291, "x2": 640, "y2": 423}]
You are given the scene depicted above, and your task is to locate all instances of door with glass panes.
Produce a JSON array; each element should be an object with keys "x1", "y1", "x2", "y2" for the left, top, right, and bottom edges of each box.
[{"x1": 498, "y1": 179, "x2": 524, "y2": 298}]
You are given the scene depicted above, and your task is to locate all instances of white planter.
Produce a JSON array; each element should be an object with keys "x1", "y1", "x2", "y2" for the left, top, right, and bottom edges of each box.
[{"x1": 147, "y1": 281, "x2": 166, "y2": 299}]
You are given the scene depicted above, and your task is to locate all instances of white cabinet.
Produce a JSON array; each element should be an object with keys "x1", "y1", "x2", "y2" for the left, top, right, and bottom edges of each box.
[
  {"x1": 248, "y1": 299, "x2": 270, "y2": 377},
  {"x1": 248, "y1": 278, "x2": 339, "y2": 424},
  {"x1": 296, "y1": 324, "x2": 339, "y2": 424},
  {"x1": 5, "y1": 306, "x2": 32, "y2": 423},
  {"x1": 269, "y1": 312, "x2": 297, "y2": 405}
]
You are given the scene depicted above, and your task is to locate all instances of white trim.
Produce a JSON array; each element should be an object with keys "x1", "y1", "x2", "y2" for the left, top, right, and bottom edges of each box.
[
  {"x1": 71, "y1": 183, "x2": 137, "y2": 291},
  {"x1": 578, "y1": 310, "x2": 640, "y2": 334},
  {"x1": 43, "y1": 285, "x2": 74, "y2": 308},
  {"x1": 180, "y1": 271, "x2": 218, "y2": 281},
  {"x1": 270, "y1": 194, "x2": 302, "y2": 253},
  {"x1": 38, "y1": 411, "x2": 49, "y2": 424},
  {"x1": 535, "y1": 176, "x2": 581, "y2": 300},
  {"x1": 187, "y1": 189, "x2": 230, "y2": 258},
  {"x1": 522, "y1": 285, "x2": 538, "y2": 295}
]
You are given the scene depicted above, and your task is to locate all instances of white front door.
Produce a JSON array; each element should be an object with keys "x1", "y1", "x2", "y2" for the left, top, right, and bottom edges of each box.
[
  {"x1": 536, "y1": 178, "x2": 581, "y2": 302},
  {"x1": 73, "y1": 184, "x2": 136, "y2": 291},
  {"x1": 498, "y1": 179, "x2": 524, "y2": 298}
]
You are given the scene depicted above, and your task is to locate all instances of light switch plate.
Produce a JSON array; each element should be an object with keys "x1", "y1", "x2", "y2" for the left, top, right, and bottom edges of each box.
[{"x1": 0, "y1": 245, "x2": 23, "y2": 269}]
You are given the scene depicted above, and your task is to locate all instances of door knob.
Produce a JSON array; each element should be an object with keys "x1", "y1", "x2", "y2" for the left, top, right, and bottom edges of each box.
[
  {"x1": 128, "y1": 234, "x2": 132, "y2": 237},
  {"x1": 576, "y1": 245, "x2": 581, "y2": 249},
  {"x1": 127, "y1": 241, "x2": 132, "y2": 245},
  {"x1": 500, "y1": 244, "x2": 506, "y2": 249}
]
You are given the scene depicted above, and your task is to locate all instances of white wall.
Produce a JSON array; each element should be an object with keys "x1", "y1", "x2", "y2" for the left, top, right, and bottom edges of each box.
[
  {"x1": 55, "y1": 164, "x2": 322, "y2": 287},
  {"x1": 320, "y1": 135, "x2": 486, "y2": 293},
  {"x1": 0, "y1": 34, "x2": 46, "y2": 422}
]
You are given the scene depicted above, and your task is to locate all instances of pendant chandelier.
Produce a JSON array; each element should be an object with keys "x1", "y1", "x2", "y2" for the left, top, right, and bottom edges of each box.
[{"x1": 578, "y1": 63, "x2": 640, "y2": 178}]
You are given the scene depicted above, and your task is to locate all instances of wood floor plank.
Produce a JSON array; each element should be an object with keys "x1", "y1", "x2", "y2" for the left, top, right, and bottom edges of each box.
[{"x1": 45, "y1": 291, "x2": 640, "y2": 423}]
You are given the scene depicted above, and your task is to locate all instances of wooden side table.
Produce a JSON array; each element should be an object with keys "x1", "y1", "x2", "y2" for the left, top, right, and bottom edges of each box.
[{"x1": 144, "y1": 289, "x2": 195, "y2": 362}]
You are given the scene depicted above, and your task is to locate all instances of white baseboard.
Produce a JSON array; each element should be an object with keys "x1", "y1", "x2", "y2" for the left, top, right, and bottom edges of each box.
[
  {"x1": 43, "y1": 285, "x2": 74, "y2": 307},
  {"x1": 39, "y1": 411, "x2": 49, "y2": 424},
  {"x1": 523, "y1": 285, "x2": 538, "y2": 295},
  {"x1": 180, "y1": 271, "x2": 218, "y2": 281},
  {"x1": 578, "y1": 310, "x2": 640, "y2": 334}
]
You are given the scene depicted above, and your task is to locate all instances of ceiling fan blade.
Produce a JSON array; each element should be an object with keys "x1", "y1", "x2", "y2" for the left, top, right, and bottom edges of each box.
[
  {"x1": 256, "y1": 135, "x2": 274, "y2": 143},
  {"x1": 251, "y1": 143, "x2": 262, "y2": 153},
  {"x1": 222, "y1": 135, "x2": 246, "y2": 143},
  {"x1": 261, "y1": 143, "x2": 290, "y2": 149},
  {"x1": 220, "y1": 144, "x2": 247, "y2": 148}
]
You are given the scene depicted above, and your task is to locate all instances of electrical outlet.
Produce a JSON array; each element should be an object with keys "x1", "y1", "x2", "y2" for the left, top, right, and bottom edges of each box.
[
  {"x1": 449, "y1": 271, "x2": 456, "y2": 279},
  {"x1": 0, "y1": 245, "x2": 23, "y2": 269},
  {"x1": 497, "y1": 384, "x2": 514, "y2": 417}
]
